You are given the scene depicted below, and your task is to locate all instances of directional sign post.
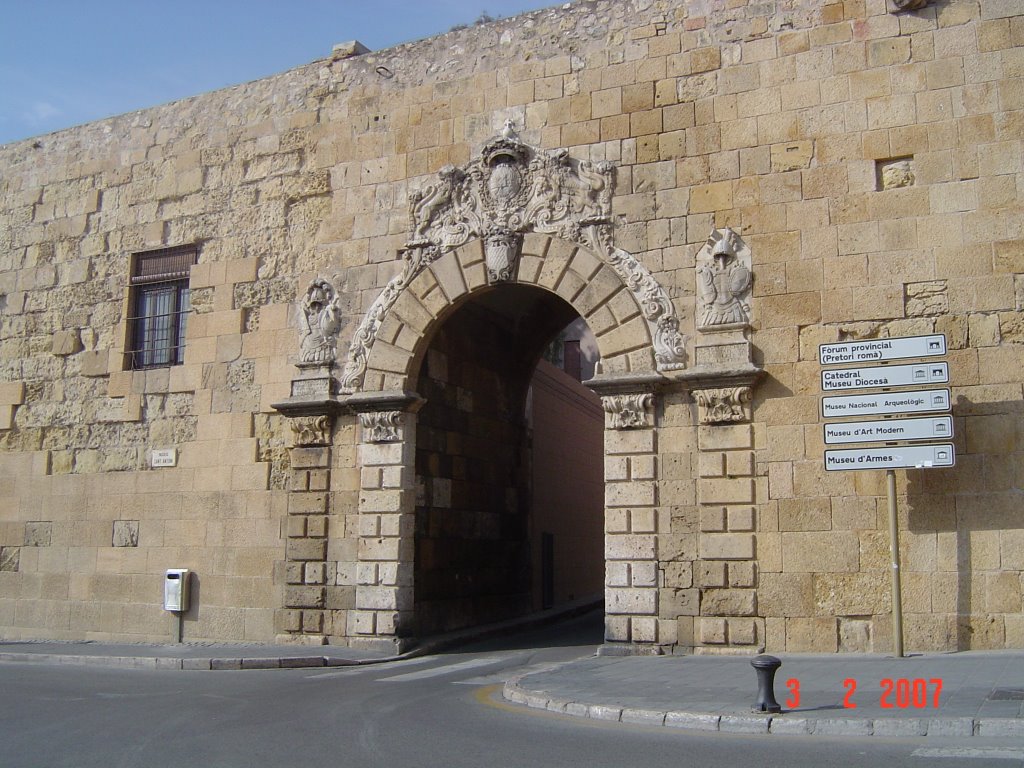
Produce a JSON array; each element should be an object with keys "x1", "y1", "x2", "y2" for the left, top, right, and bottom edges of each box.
[
  {"x1": 824, "y1": 443, "x2": 956, "y2": 470},
  {"x1": 819, "y1": 334, "x2": 946, "y2": 365},
  {"x1": 821, "y1": 388, "x2": 950, "y2": 419},
  {"x1": 818, "y1": 334, "x2": 953, "y2": 658},
  {"x1": 821, "y1": 362, "x2": 949, "y2": 392},
  {"x1": 824, "y1": 416, "x2": 953, "y2": 445}
]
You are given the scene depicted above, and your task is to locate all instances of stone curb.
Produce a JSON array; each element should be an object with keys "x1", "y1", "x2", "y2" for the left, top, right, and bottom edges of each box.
[
  {"x1": 0, "y1": 652, "x2": 378, "y2": 671},
  {"x1": 501, "y1": 676, "x2": 1024, "y2": 739}
]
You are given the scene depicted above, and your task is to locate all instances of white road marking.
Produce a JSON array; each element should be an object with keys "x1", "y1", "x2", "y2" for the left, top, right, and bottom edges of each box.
[
  {"x1": 455, "y1": 661, "x2": 569, "y2": 685},
  {"x1": 912, "y1": 747, "x2": 1024, "y2": 761},
  {"x1": 378, "y1": 656, "x2": 505, "y2": 682},
  {"x1": 305, "y1": 656, "x2": 433, "y2": 679}
]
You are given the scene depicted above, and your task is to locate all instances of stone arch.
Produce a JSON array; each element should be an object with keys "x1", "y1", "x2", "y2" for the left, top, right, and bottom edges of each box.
[
  {"x1": 337, "y1": 125, "x2": 687, "y2": 398},
  {"x1": 357, "y1": 233, "x2": 658, "y2": 395}
]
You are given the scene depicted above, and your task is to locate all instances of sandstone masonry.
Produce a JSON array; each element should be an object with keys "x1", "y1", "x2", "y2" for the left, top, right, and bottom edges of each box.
[{"x1": 0, "y1": 0, "x2": 1022, "y2": 653}]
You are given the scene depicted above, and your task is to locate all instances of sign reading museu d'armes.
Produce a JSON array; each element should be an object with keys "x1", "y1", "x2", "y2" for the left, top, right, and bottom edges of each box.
[{"x1": 1, "y1": 0, "x2": 1021, "y2": 656}]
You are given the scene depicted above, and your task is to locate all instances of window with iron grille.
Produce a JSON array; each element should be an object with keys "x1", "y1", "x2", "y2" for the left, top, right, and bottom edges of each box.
[{"x1": 126, "y1": 245, "x2": 196, "y2": 369}]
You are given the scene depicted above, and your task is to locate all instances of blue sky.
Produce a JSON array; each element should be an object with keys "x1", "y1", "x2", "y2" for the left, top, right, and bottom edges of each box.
[{"x1": 0, "y1": 0, "x2": 557, "y2": 145}]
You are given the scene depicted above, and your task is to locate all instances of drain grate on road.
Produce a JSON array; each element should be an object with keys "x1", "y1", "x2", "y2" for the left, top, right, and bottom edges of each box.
[{"x1": 988, "y1": 688, "x2": 1024, "y2": 701}]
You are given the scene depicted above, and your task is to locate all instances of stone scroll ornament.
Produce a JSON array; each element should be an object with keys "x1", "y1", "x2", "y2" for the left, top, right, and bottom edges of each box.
[
  {"x1": 696, "y1": 227, "x2": 752, "y2": 331},
  {"x1": 339, "y1": 122, "x2": 687, "y2": 393},
  {"x1": 297, "y1": 278, "x2": 343, "y2": 365}
]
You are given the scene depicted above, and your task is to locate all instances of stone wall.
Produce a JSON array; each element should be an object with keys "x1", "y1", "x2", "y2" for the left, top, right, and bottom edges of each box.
[{"x1": 0, "y1": 0, "x2": 1022, "y2": 651}]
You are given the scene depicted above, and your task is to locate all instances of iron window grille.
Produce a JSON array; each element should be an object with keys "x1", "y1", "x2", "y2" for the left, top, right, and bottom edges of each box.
[{"x1": 126, "y1": 245, "x2": 196, "y2": 369}]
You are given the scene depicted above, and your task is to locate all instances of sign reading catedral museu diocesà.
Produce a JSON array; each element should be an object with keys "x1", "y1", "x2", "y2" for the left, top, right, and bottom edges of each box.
[{"x1": 819, "y1": 335, "x2": 955, "y2": 472}]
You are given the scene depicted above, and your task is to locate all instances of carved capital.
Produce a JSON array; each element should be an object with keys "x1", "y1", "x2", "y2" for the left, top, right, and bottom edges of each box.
[
  {"x1": 602, "y1": 394, "x2": 654, "y2": 430},
  {"x1": 694, "y1": 387, "x2": 752, "y2": 424},
  {"x1": 359, "y1": 411, "x2": 404, "y2": 443},
  {"x1": 291, "y1": 415, "x2": 333, "y2": 447}
]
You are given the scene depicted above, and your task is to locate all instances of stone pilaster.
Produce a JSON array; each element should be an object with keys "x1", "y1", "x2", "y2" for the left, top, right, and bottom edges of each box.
[
  {"x1": 277, "y1": 415, "x2": 334, "y2": 643},
  {"x1": 347, "y1": 393, "x2": 421, "y2": 653},
  {"x1": 693, "y1": 415, "x2": 762, "y2": 652},
  {"x1": 272, "y1": 359, "x2": 345, "y2": 644},
  {"x1": 599, "y1": 389, "x2": 662, "y2": 649}
]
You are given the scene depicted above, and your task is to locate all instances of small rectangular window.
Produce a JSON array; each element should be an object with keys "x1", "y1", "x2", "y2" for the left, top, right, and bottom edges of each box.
[{"x1": 126, "y1": 245, "x2": 196, "y2": 369}]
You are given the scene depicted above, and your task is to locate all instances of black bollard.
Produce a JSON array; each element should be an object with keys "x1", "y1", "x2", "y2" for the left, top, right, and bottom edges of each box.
[{"x1": 750, "y1": 655, "x2": 783, "y2": 713}]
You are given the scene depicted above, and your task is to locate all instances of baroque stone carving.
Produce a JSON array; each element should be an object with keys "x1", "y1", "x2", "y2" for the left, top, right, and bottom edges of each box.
[
  {"x1": 291, "y1": 415, "x2": 333, "y2": 446},
  {"x1": 694, "y1": 387, "x2": 752, "y2": 424},
  {"x1": 298, "y1": 278, "x2": 343, "y2": 365},
  {"x1": 339, "y1": 123, "x2": 687, "y2": 392},
  {"x1": 696, "y1": 228, "x2": 752, "y2": 331},
  {"x1": 407, "y1": 120, "x2": 614, "y2": 252},
  {"x1": 888, "y1": 0, "x2": 930, "y2": 11},
  {"x1": 359, "y1": 411, "x2": 404, "y2": 443},
  {"x1": 602, "y1": 394, "x2": 654, "y2": 430}
]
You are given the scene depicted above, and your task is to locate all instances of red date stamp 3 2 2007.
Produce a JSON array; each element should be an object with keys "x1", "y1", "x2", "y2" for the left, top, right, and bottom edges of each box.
[{"x1": 783, "y1": 678, "x2": 944, "y2": 710}]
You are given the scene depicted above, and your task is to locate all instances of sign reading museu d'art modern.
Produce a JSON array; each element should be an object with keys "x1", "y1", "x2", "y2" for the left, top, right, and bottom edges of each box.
[{"x1": 819, "y1": 334, "x2": 955, "y2": 472}]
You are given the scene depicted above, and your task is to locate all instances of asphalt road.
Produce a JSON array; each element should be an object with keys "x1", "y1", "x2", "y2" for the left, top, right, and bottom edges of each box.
[{"x1": 1, "y1": 613, "x2": 1021, "y2": 768}]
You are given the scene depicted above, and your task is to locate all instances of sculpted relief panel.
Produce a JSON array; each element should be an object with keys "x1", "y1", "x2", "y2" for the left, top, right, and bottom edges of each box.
[
  {"x1": 696, "y1": 227, "x2": 752, "y2": 332},
  {"x1": 297, "y1": 278, "x2": 344, "y2": 366}
]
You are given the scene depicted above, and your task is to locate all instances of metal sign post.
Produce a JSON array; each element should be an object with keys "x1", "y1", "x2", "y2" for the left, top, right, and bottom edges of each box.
[{"x1": 887, "y1": 469, "x2": 903, "y2": 658}]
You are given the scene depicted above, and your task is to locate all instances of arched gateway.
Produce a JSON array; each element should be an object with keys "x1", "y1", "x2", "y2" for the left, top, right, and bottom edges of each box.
[{"x1": 274, "y1": 126, "x2": 762, "y2": 653}]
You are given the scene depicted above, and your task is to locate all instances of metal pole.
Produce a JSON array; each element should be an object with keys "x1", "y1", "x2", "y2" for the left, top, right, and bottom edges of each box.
[{"x1": 886, "y1": 469, "x2": 904, "y2": 658}]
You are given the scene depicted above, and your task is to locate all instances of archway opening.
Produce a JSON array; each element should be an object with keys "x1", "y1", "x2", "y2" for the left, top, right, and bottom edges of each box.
[{"x1": 412, "y1": 283, "x2": 605, "y2": 636}]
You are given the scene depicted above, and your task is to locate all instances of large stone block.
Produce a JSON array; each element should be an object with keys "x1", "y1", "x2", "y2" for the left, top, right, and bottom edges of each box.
[
  {"x1": 700, "y1": 477, "x2": 755, "y2": 505},
  {"x1": 700, "y1": 588, "x2": 756, "y2": 616},
  {"x1": 606, "y1": 587, "x2": 657, "y2": 615},
  {"x1": 699, "y1": 533, "x2": 754, "y2": 560},
  {"x1": 782, "y1": 532, "x2": 859, "y2": 572},
  {"x1": 286, "y1": 538, "x2": 327, "y2": 562},
  {"x1": 786, "y1": 617, "x2": 838, "y2": 652}
]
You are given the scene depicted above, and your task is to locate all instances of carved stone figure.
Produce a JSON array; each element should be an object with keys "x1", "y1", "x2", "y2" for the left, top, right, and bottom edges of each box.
[
  {"x1": 298, "y1": 279, "x2": 343, "y2": 365},
  {"x1": 697, "y1": 228, "x2": 752, "y2": 330}
]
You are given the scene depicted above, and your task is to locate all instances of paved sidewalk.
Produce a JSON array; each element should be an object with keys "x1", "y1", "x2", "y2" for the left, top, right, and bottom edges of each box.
[
  {"x1": 0, "y1": 639, "x2": 391, "y2": 670},
  {"x1": 504, "y1": 651, "x2": 1024, "y2": 739}
]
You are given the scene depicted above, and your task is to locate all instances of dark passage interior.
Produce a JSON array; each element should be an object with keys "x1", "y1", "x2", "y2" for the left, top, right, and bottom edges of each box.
[{"x1": 413, "y1": 284, "x2": 604, "y2": 636}]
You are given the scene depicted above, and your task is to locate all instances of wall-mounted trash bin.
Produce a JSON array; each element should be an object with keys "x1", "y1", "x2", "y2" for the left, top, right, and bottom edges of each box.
[{"x1": 164, "y1": 569, "x2": 191, "y2": 612}]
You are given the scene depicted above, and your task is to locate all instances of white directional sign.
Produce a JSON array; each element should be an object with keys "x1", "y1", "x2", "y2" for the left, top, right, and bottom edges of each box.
[
  {"x1": 821, "y1": 388, "x2": 951, "y2": 419},
  {"x1": 819, "y1": 334, "x2": 946, "y2": 366},
  {"x1": 824, "y1": 416, "x2": 953, "y2": 445},
  {"x1": 821, "y1": 362, "x2": 949, "y2": 392},
  {"x1": 824, "y1": 444, "x2": 955, "y2": 472}
]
